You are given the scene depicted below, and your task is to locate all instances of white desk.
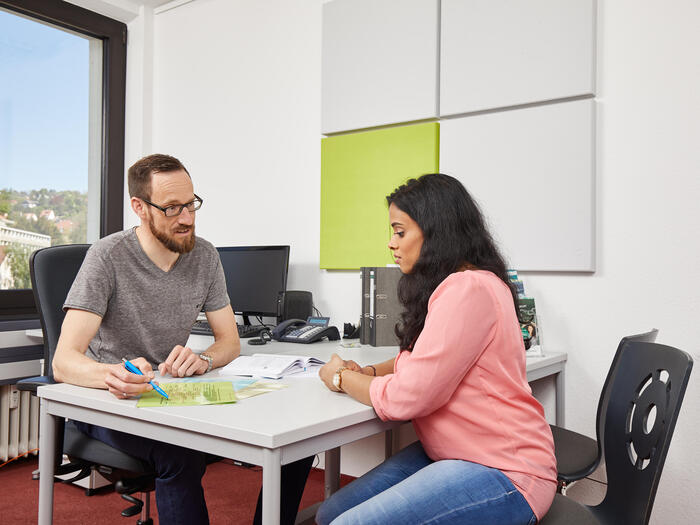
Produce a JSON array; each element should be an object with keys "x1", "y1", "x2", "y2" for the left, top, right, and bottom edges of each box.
[
  {"x1": 208, "y1": 337, "x2": 567, "y2": 426},
  {"x1": 37, "y1": 341, "x2": 566, "y2": 525},
  {"x1": 524, "y1": 351, "x2": 568, "y2": 426}
]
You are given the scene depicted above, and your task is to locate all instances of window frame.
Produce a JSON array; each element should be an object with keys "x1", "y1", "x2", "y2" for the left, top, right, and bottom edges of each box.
[{"x1": 0, "y1": 0, "x2": 126, "y2": 322}]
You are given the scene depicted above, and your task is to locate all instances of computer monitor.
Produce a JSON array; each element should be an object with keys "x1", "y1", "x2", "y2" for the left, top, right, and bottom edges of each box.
[{"x1": 216, "y1": 245, "x2": 290, "y2": 322}]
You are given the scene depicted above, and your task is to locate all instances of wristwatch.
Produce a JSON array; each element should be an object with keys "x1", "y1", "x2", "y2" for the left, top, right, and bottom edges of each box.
[
  {"x1": 198, "y1": 353, "x2": 214, "y2": 373},
  {"x1": 332, "y1": 366, "x2": 348, "y2": 391}
]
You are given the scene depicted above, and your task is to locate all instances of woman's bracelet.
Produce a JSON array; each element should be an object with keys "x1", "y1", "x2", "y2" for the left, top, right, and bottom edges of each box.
[{"x1": 366, "y1": 365, "x2": 377, "y2": 376}]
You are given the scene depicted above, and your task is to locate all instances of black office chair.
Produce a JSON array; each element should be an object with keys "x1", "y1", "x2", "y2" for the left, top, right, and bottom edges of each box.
[
  {"x1": 17, "y1": 244, "x2": 156, "y2": 524},
  {"x1": 551, "y1": 329, "x2": 659, "y2": 493},
  {"x1": 540, "y1": 341, "x2": 693, "y2": 525}
]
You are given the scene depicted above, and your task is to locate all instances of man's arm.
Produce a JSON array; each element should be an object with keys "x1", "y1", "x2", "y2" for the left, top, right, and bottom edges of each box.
[
  {"x1": 53, "y1": 309, "x2": 154, "y2": 397},
  {"x1": 158, "y1": 304, "x2": 240, "y2": 377},
  {"x1": 203, "y1": 304, "x2": 240, "y2": 367}
]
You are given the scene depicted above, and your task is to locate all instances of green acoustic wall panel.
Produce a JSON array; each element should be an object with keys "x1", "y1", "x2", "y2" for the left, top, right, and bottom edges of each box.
[{"x1": 320, "y1": 122, "x2": 440, "y2": 269}]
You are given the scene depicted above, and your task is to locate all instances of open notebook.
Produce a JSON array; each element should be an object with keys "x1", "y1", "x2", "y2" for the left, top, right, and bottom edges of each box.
[{"x1": 220, "y1": 354, "x2": 326, "y2": 379}]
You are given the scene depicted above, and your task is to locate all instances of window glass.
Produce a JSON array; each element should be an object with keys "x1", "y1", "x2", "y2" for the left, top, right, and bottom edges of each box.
[{"x1": 0, "y1": 8, "x2": 102, "y2": 290}]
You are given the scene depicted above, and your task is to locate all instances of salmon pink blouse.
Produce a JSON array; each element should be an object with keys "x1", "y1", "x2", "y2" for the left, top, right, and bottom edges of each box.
[{"x1": 369, "y1": 270, "x2": 557, "y2": 519}]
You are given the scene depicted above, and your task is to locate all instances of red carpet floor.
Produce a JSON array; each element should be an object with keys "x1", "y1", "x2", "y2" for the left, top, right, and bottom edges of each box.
[{"x1": 0, "y1": 455, "x2": 355, "y2": 524}]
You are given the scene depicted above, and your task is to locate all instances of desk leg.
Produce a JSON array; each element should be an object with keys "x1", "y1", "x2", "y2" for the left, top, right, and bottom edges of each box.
[
  {"x1": 324, "y1": 447, "x2": 340, "y2": 499},
  {"x1": 38, "y1": 400, "x2": 57, "y2": 525},
  {"x1": 555, "y1": 370, "x2": 566, "y2": 427},
  {"x1": 262, "y1": 448, "x2": 281, "y2": 525}
]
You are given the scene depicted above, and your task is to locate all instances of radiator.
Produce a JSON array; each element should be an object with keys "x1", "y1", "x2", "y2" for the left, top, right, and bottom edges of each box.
[{"x1": 0, "y1": 384, "x2": 40, "y2": 462}]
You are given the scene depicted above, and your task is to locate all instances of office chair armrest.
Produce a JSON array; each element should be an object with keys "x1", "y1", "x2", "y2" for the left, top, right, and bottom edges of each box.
[{"x1": 16, "y1": 375, "x2": 55, "y2": 393}]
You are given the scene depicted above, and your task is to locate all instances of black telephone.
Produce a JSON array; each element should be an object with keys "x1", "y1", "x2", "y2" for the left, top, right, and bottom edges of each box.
[{"x1": 271, "y1": 316, "x2": 340, "y2": 344}]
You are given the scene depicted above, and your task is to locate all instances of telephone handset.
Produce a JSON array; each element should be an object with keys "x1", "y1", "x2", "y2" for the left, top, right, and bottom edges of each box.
[{"x1": 271, "y1": 316, "x2": 340, "y2": 344}]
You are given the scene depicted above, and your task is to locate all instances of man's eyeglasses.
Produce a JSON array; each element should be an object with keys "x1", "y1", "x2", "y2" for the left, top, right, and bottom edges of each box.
[{"x1": 142, "y1": 194, "x2": 203, "y2": 217}]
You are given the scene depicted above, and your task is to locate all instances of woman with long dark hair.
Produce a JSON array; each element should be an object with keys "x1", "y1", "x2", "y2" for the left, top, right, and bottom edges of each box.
[{"x1": 317, "y1": 174, "x2": 556, "y2": 524}]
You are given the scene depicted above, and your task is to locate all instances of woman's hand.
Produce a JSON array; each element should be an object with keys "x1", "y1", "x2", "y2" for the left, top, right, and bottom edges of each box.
[
  {"x1": 319, "y1": 353, "x2": 375, "y2": 405},
  {"x1": 319, "y1": 353, "x2": 353, "y2": 391},
  {"x1": 343, "y1": 359, "x2": 362, "y2": 372}
]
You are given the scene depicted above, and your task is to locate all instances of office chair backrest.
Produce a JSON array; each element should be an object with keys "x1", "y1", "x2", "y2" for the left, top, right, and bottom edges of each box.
[
  {"x1": 30, "y1": 244, "x2": 90, "y2": 379},
  {"x1": 594, "y1": 329, "x2": 659, "y2": 466},
  {"x1": 596, "y1": 341, "x2": 692, "y2": 525}
]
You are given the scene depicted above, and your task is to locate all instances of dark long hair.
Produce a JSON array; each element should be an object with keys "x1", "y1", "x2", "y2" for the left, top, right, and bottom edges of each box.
[{"x1": 387, "y1": 173, "x2": 519, "y2": 350}]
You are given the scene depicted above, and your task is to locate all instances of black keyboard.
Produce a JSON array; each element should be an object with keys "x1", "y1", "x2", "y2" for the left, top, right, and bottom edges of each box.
[
  {"x1": 190, "y1": 320, "x2": 214, "y2": 335},
  {"x1": 238, "y1": 324, "x2": 266, "y2": 338},
  {"x1": 190, "y1": 320, "x2": 265, "y2": 339}
]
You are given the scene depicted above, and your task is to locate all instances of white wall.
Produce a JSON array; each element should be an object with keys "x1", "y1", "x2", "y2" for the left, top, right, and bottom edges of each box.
[
  {"x1": 122, "y1": 0, "x2": 700, "y2": 521},
  {"x1": 146, "y1": 0, "x2": 389, "y2": 475},
  {"x1": 148, "y1": 0, "x2": 364, "y2": 323},
  {"x1": 524, "y1": 2, "x2": 700, "y2": 521}
]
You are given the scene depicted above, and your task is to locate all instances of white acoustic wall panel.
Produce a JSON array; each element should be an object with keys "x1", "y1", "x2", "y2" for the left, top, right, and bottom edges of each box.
[
  {"x1": 322, "y1": 0, "x2": 439, "y2": 134},
  {"x1": 440, "y1": 99, "x2": 595, "y2": 271},
  {"x1": 440, "y1": 0, "x2": 596, "y2": 116}
]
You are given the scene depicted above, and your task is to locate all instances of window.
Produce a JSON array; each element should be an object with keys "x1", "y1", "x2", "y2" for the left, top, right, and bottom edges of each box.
[{"x1": 0, "y1": 0, "x2": 126, "y2": 321}]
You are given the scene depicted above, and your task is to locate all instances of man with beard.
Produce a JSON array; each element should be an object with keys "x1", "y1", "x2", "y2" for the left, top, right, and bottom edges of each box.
[{"x1": 52, "y1": 154, "x2": 313, "y2": 524}]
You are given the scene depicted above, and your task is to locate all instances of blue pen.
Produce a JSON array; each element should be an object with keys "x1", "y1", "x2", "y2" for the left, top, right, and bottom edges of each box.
[{"x1": 122, "y1": 358, "x2": 169, "y2": 399}]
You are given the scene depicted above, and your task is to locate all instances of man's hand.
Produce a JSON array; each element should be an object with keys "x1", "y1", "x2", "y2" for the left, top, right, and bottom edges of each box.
[
  {"x1": 158, "y1": 345, "x2": 207, "y2": 377},
  {"x1": 104, "y1": 357, "x2": 154, "y2": 399}
]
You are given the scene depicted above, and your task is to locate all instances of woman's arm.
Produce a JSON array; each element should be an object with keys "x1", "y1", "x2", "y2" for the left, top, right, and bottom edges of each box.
[
  {"x1": 345, "y1": 357, "x2": 395, "y2": 377},
  {"x1": 370, "y1": 274, "x2": 499, "y2": 421},
  {"x1": 319, "y1": 355, "x2": 396, "y2": 406},
  {"x1": 335, "y1": 369, "x2": 374, "y2": 405},
  {"x1": 362, "y1": 358, "x2": 395, "y2": 377}
]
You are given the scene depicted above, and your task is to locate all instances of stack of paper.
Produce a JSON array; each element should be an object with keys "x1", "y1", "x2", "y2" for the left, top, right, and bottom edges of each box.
[{"x1": 220, "y1": 353, "x2": 326, "y2": 379}]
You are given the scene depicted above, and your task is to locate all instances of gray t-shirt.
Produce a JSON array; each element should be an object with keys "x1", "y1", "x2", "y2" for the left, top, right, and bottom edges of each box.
[{"x1": 64, "y1": 228, "x2": 229, "y2": 367}]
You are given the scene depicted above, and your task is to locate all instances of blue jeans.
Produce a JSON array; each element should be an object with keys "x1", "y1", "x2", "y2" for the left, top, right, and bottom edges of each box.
[
  {"x1": 75, "y1": 422, "x2": 313, "y2": 525},
  {"x1": 316, "y1": 441, "x2": 537, "y2": 525}
]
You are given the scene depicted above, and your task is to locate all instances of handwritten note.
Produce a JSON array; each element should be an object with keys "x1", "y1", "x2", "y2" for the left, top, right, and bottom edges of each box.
[{"x1": 137, "y1": 381, "x2": 237, "y2": 407}]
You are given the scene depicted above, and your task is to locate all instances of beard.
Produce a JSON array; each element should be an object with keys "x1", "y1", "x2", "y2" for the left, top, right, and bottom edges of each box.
[{"x1": 147, "y1": 215, "x2": 196, "y2": 254}]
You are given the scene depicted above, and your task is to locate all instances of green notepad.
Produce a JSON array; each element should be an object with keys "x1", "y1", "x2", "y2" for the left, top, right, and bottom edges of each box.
[{"x1": 137, "y1": 381, "x2": 237, "y2": 407}]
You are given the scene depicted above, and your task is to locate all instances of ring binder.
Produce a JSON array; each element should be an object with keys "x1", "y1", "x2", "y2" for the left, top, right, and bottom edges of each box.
[{"x1": 360, "y1": 267, "x2": 402, "y2": 347}]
